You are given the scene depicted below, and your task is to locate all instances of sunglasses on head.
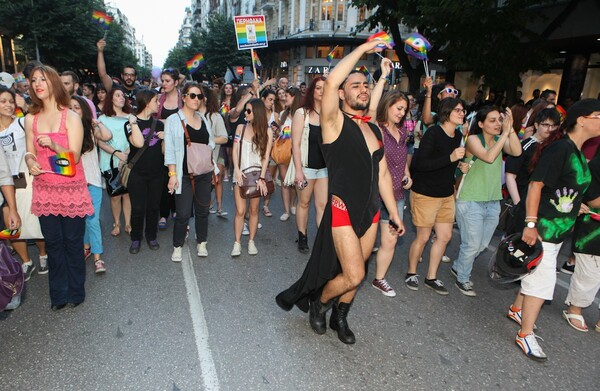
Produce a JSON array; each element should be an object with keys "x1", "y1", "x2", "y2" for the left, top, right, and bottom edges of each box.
[
  {"x1": 443, "y1": 87, "x2": 459, "y2": 95},
  {"x1": 184, "y1": 93, "x2": 204, "y2": 100}
]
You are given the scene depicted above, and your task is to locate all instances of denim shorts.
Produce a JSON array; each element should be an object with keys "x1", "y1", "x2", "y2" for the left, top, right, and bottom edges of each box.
[
  {"x1": 303, "y1": 167, "x2": 328, "y2": 180},
  {"x1": 380, "y1": 199, "x2": 405, "y2": 223}
]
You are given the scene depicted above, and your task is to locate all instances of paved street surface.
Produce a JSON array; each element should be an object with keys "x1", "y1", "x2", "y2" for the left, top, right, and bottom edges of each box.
[{"x1": 1, "y1": 185, "x2": 598, "y2": 391}]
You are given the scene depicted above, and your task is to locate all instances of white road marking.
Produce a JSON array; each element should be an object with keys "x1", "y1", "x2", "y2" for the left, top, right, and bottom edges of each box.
[{"x1": 181, "y1": 244, "x2": 220, "y2": 390}]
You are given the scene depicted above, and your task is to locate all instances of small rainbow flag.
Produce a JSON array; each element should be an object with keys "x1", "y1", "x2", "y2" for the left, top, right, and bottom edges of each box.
[
  {"x1": 367, "y1": 31, "x2": 396, "y2": 49},
  {"x1": 326, "y1": 46, "x2": 338, "y2": 64},
  {"x1": 252, "y1": 51, "x2": 262, "y2": 72},
  {"x1": 404, "y1": 32, "x2": 432, "y2": 61},
  {"x1": 92, "y1": 11, "x2": 113, "y2": 30},
  {"x1": 280, "y1": 124, "x2": 291, "y2": 140},
  {"x1": 220, "y1": 103, "x2": 230, "y2": 116},
  {"x1": 14, "y1": 107, "x2": 24, "y2": 118},
  {"x1": 358, "y1": 65, "x2": 369, "y2": 76},
  {"x1": 556, "y1": 105, "x2": 567, "y2": 123},
  {"x1": 47, "y1": 152, "x2": 76, "y2": 177},
  {"x1": 0, "y1": 228, "x2": 20, "y2": 240},
  {"x1": 186, "y1": 53, "x2": 205, "y2": 75}
]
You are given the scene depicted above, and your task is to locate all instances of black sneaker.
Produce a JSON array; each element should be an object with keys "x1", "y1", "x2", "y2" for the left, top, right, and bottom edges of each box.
[
  {"x1": 129, "y1": 240, "x2": 141, "y2": 254},
  {"x1": 424, "y1": 278, "x2": 448, "y2": 295},
  {"x1": 560, "y1": 261, "x2": 575, "y2": 275},
  {"x1": 23, "y1": 262, "x2": 36, "y2": 282},
  {"x1": 455, "y1": 281, "x2": 477, "y2": 297},
  {"x1": 38, "y1": 255, "x2": 49, "y2": 275},
  {"x1": 404, "y1": 274, "x2": 419, "y2": 291},
  {"x1": 450, "y1": 267, "x2": 458, "y2": 279}
]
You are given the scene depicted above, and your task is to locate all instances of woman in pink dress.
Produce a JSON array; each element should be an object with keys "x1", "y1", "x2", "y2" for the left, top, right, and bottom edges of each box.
[{"x1": 24, "y1": 64, "x2": 93, "y2": 311}]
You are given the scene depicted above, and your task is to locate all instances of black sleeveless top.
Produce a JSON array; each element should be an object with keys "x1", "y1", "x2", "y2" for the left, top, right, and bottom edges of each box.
[
  {"x1": 322, "y1": 114, "x2": 384, "y2": 236},
  {"x1": 160, "y1": 106, "x2": 179, "y2": 120},
  {"x1": 307, "y1": 124, "x2": 326, "y2": 169}
]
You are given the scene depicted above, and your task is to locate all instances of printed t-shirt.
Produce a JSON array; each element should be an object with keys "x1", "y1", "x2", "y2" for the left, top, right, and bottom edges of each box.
[
  {"x1": 572, "y1": 155, "x2": 600, "y2": 256},
  {"x1": 124, "y1": 118, "x2": 164, "y2": 175},
  {"x1": 505, "y1": 136, "x2": 539, "y2": 200}
]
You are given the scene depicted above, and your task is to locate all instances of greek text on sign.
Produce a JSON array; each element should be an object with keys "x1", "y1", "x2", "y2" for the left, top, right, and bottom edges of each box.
[{"x1": 234, "y1": 15, "x2": 268, "y2": 50}]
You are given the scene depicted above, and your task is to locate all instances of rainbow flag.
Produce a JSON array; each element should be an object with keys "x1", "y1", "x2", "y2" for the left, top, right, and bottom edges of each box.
[
  {"x1": 234, "y1": 16, "x2": 268, "y2": 49},
  {"x1": 252, "y1": 51, "x2": 262, "y2": 72},
  {"x1": 326, "y1": 46, "x2": 338, "y2": 64},
  {"x1": 556, "y1": 105, "x2": 567, "y2": 123},
  {"x1": 367, "y1": 31, "x2": 395, "y2": 48},
  {"x1": 220, "y1": 103, "x2": 230, "y2": 116},
  {"x1": 47, "y1": 152, "x2": 76, "y2": 177},
  {"x1": 92, "y1": 11, "x2": 113, "y2": 30},
  {"x1": 404, "y1": 32, "x2": 432, "y2": 60},
  {"x1": 280, "y1": 124, "x2": 291, "y2": 140},
  {"x1": 14, "y1": 107, "x2": 24, "y2": 118},
  {"x1": 0, "y1": 228, "x2": 20, "y2": 240},
  {"x1": 358, "y1": 65, "x2": 369, "y2": 76},
  {"x1": 186, "y1": 53, "x2": 205, "y2": 74}
]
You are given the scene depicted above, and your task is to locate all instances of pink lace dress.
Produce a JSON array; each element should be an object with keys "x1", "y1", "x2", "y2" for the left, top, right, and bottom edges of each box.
[{"x1": 31, "y1": 110, "x2": 93, "y2": 218}]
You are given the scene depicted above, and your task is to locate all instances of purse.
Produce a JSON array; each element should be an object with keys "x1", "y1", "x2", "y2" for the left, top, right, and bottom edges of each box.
[
  {"x1": 120, "y1": 119, "x2": 157, "y2": 187},
  {"x1": 237, "y1": 124, "x2": 275, "y2": 199},
  {"x1": 102, "y1": 150, "x2": 127, "y2": 197},
  {"x1": 179, "y1": 113, "x2": 214, "y2": 176},
  {"x1": 271, "y1": 136, "x2": 292, "y2": 165},
  {"x1": 0, "y1": 242, "x2": 24, "y2": 311}
]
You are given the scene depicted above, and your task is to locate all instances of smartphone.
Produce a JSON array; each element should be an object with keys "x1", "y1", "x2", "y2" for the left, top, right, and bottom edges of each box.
[
  {"x1": 271, "y1": 121, "x2": 280, "y2": 130},
  {"x1": 402, "y1": 177, "x2": 409, "y2": 185},
  {"x1": 297, "y1": 180, "x2": 308, "y2": 190},
  {"x1": 389, "y1": 219, "x2": 399, "y2": 231}
]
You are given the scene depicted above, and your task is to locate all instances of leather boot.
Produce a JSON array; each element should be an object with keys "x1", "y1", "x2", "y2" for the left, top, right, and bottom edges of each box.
[
  {"x1": 309, "y1": 297, "x2": 333, "y2": 334},
  {"x1": 330, "y1": 301, "x2": 356, "y2": 344},
  {"x1": 298, "y1": 231, "x2": 309, "y2": 254}
]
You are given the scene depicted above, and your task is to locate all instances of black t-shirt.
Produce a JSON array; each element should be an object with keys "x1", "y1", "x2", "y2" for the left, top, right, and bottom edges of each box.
[
  {"x1": 572, "y1": 155, "x2": 600, "y2": 255},
  {"x1": 227, "y1": 115, "x2": 246, "y2": 147},
  {"x1": 410, "y1": 125, "x2": 462, "y2": 198},
  {"x1": 531, "y1": 138, "x2": 591, "y2": 243},
  {"x1": 124, "y1": 117, "x2": 164, "y2": 175},
  {"x1": 505, "y1": 136, "x2": 540, "y2": 201},
  {"x1": 307, "y1": 124, "x2": 326, "y2": 169},
  {"x1": 183, "y1": 121, "x2": 210, "y2": 176},
  {"x1": 160, "y1": 106, "x2": 179, "y2": 120}
]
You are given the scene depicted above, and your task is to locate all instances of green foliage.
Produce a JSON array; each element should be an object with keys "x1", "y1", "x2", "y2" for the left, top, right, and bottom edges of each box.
[
  {"x1": 351, "y1": 0, "x2": 553, "y2": 92},
  {"x1": 0, "y1": 0, "x2": 139, "y2": 79},
  {"x1": 164, "y1": 13, "x2": 250, "y2": 80}
]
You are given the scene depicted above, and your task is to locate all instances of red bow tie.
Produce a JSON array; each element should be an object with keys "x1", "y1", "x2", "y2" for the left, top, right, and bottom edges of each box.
[{"x1": 351, "y1": 115, "x2": 371, "y2": 122}]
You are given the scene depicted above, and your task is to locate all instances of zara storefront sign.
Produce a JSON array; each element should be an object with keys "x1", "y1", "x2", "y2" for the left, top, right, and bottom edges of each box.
[{"x1": 305, "y1": 66, "x2": 332, "y2": 74}]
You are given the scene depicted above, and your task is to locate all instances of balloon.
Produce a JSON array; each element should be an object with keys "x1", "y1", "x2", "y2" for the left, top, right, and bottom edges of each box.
[{"x1": 151, "y1": 66, "x2": 162, "y2": 79}]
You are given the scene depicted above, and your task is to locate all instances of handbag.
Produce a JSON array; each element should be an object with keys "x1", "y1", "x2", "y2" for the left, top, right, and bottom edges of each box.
[
  {"x1": 120, "y1": 118, "x2": 157, "y2": 187},
  {"x1": 271, "y1": 136, "x2": 292, "y2": 165},
  {"x1": 237, "y1": 124, "x2": 275, "y2": 199},
  {"x1": 102, "y1": 150, "x2": 127, "y2": 197},
  {"x1": 0, "y1": 242, "x2": 24, "y2": 311},
  {"x1": 179, "y1": 113, "x2": 214, "y2": 176}
]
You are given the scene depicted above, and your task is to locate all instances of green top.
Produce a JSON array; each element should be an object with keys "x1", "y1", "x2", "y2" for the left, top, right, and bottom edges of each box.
[
  {"x1": 572, "y1": 154, "x2": 599, "y2": 255},
  {"x1": 457, "y1": 135, "x2": 503, "y2": 202}
]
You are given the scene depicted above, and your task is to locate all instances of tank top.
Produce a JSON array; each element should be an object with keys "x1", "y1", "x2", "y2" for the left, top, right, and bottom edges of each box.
[
  {"x1": 307, "y1": 124, "x2": 325, "y2": 169},
  {"x1": 240, "y1": 139, "x2": 262, "y2": 172},
  {"x1": 457, "y1": 135, "x2": 503, "y2": 202},
  {"x1": 322, "y1": 115, "x2": 383, "y2": 236},
  {"x1": 31, "y1": 110, "x2": 93, "y2": 218}
]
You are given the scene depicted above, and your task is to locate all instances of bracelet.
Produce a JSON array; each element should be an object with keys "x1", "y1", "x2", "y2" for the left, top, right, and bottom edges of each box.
[
  {"x1": 258, "y1": 177, "x2": 265, "y2": 181},
  {"x1": 525, "y1": 216, "x2": 538, "y2": 220},
  {"x1": 24, "y1": 152, "x2": 37, "y2": 160},
  {"x1": 168, "y1": 171, "x2": 177, "y2": 177},
  {"x1": 425, "y1": 96, "x2": 431, "y2": 98}
]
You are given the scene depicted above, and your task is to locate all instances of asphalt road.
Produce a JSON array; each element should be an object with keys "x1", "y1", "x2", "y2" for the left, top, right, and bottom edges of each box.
[{"x1": 1, "y1": 184, "x2": 598, "y2": 391}]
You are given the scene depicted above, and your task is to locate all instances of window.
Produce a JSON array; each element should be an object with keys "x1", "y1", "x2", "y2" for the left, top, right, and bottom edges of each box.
[
  {"x1": 317, "y1": 46, "x2": 330, "y2": 58},
  {"x1": 358, "y1": 6, "x2": 367, "y2": 22},
  {"x1": 337, "y1": 0, "x2": 345, "y2": 21},
  {"x1": 385, "y1": 49, "x2": 399, "y2": 61},
  {"x1": 306, "y1": 46, "x2": 315, "y2": 59},
  {"x1": 321, "y1": 0, "x2": 333, "y2": 20}
]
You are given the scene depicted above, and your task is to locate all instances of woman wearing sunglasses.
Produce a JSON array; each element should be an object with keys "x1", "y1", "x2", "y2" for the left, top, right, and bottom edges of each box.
[
  {"x1": 421, "y1": 79, "x2": 460, "y2": 128},
  {"x1": 165, "y1": 82, "x2": 215, "y2": 261},
  {"x1": 231, "y1": 98, "x2": 273, "y2": 256}
]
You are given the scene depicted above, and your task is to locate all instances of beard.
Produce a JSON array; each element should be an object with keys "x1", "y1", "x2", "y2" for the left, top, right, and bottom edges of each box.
[
  {"x1": 123, "y1": 79, "x2": 135, "y2": 88},
  {"x1": 348, "y1": 100, "x2": 369, "y2": 111}
]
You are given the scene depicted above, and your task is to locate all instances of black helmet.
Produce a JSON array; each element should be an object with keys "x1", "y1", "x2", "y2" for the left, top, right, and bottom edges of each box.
[{"x1": 488, "y1": 233, "x2": 544, "y2": 285}]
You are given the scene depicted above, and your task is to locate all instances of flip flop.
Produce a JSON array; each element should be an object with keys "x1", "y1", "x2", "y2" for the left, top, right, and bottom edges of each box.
[
  {"x1": 595, "y1": 323, "x2": 600, "y2": 333},
  {"x1": 562, "y1": 310, "x2": 588, "y2": 332}
]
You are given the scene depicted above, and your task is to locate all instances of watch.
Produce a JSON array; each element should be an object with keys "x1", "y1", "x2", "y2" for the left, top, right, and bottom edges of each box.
[
  {"x1": 168, "y1": 171, "x2": 177, "y2": 177},
  {"x1": 526, "y1": 221, "x2": 537, "y2": 229}
]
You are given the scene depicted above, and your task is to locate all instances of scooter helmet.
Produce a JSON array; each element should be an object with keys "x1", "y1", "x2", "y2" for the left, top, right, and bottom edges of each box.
[{"x1": 488, "y1": 232, "x2": 544, "y2": 285}]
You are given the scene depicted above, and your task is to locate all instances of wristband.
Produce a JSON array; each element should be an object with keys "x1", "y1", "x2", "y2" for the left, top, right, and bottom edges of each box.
[
  {"x1": 168, "y1": 171, "x2": 177, "y2": 177},
  {"x1": 525, "y1": 216, "x2": 538, "y2": 221},
  {"x1": 425, "y1": 96, "x2": 431, "y2": 98},
  {"x1": 258, "y1": 177, "x2": 265, "y2": 181},
  {"x1": 24, "y1": 152, "x2": 37, "y2": 160}
]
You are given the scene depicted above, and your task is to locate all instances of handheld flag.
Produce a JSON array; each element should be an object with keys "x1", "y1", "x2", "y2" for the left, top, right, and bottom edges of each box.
[
  {"x1": 186, "y1": 53, "x2": 205, "y2": 75},
  {"x1": 252, "y1": 51, "x2": 262, "y2": 72},
  {"x1": 220, "y1": 103, "x2": 230, "y2": 116},
  {"x1": 358, "y1": 65, "x2": 369, "y2": 76},
  {"x1": 326, "y1": 46, "x2": 338, "y2": 64},
  {"x1": 0, "y1": 228, "x2": 20, "y2": 240},
  {"x1": 44, "y1": 152, "x2": 76, "y2": 177},
  {"x1": 367, "y1": 31, "x2": 396, "y2": 49},
  {"x1": 404, "y1": 32, "x2": 433, "y2": 76},
  {"x1": 92, "y1": 11, "x2": 113, "y2": 30}
]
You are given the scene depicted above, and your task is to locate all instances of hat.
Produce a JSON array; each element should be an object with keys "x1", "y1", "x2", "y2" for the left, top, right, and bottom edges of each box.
[
  {"x1": 14, "y1": 73, "x2": 26, "y2": 83},
  {"x1": 566, "y1": 98, "x2": 600, "y2": 127},
  {"x1": 0, "y1": 72, "x2": 15, "y2": 89}
]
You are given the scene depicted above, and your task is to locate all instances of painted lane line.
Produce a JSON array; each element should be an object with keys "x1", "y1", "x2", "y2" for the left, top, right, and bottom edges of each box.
[{"x1": 181, "y1": 244, "x2": 220, "y2": 390}]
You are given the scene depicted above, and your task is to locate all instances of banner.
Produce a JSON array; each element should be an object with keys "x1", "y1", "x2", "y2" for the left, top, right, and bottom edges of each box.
[{"x1": 234, "y1": 15, "x2": 268, "y2": 50}]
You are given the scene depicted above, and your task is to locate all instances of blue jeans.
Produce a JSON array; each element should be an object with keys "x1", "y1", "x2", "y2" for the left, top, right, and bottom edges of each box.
[
  {"x1": 380, "y1": 199, "x2": 405, "y2": 222},
  {"x1": 454, "y1": 200, "x2": 500, "y2": 283},
  {"x1": 84, "y1": 185, "x2": 103, "y2": 255},
  {"x1": 39, "y1": 215, "x2": 86, "y2": 306}
]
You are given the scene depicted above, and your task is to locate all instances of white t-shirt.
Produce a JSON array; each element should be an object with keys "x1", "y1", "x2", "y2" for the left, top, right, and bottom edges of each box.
[{"x1": 0, "y1": 117, "x2": 26, "y2": 176}]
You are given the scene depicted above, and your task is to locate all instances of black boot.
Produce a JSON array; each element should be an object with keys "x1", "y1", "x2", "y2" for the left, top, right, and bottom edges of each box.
[
  {"x1": 309, "y1": 297, "x2": 333, "y2": 334},
  {"x1": 330, "y1": 301, "x2": 356, "y2": 344},
  {"x1": 298, "y1": 231, "x2": 309, "y2": 254}
]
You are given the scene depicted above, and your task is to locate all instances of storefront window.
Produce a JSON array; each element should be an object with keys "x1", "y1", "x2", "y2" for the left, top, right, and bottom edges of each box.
[{"x1": 306, "y1": 46, "x2": 315, "y2": 59}]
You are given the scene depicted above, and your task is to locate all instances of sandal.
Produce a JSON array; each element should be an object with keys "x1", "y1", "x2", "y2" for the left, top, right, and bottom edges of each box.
[
  {"x1": 562, "y1": 310, "x2": 588, "y2": 332},
  {"x1": 262, "y1": 205, "x2": 272, "y2": 217},
  {"x1": 111, "y1": 224, "x2": 120, "y2": 237},
  {"x1": 125, "y1": 225, "x2": 132, "y2": 235},
  {"x1": 595, "y1": 323, "x2": 600, "y2": 333}
]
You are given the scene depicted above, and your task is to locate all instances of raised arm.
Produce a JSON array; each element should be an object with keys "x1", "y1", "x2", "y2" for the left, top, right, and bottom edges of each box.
[
  {"x1": 96, "y1": 39, "x2": 114, "y2": 92},
  {"x1": 368, "y1": 58, "x2": 392, "y2": 122},
  {"x1": 421, "y1": 77, "x2": 434, "y2": 126}
]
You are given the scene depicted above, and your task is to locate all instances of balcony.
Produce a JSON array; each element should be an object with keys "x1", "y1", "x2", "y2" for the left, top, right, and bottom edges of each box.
[{"x1": 260, "y1": 0, "x2": 275, "y2": 11}]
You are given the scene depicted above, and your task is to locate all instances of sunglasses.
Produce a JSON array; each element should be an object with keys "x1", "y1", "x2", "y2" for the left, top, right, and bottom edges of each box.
[
  {"x1": 184, "y1": 93, "x2": 204, "y2": 100},
  {"x1": 443, "y1": 88, "x2": 459, "y2": 95},
  {"x1": 245, "y1": 108, "x2": 253, "y2": 114}
]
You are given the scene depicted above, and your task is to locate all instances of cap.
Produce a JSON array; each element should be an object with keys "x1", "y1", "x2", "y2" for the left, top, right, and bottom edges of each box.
[
  {"x1": 0, "y1": 72, "x2": 15, "y2": 89},
  {"x1": 566, "y1": 98, "x2": 600, "y2": 127}
]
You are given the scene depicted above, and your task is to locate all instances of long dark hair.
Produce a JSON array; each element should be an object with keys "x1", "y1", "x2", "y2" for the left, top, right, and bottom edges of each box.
[
  {"x1": 135, "y1": 88, "x2": 158, "y2": 114},
  {"x1": 376, "y1": 90, "x2": 409, "y2": 127},
  {"x1": 71, "y1": 96, "x2": 95, "y2": 154},
  {"x1": 247, "y1": 98, "x2": 269, "y2": 158},
  {"x1": 201, "y1": 84, "x2": 220, "y2": 128},
  {"x1": 280, "y1": 87, "x2": 302, "y2": 124},
  {"x1": 102, "y1": 87, "x2": 133, "y2": 117},
  {"x1": 302, "y1": 76, "x2": 326, "y2": 114}
]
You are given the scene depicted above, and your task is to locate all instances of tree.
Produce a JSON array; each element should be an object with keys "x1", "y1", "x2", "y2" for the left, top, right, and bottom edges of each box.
[
  {"x1": 351, "y1": 0, "x2": 553, "y2": 94},
  {"x1": 164, "y1": 13, "x2": 250, "y2": 80},
  {"x1": 0, "y1": 0, "x2": 138, "y2": 79}
]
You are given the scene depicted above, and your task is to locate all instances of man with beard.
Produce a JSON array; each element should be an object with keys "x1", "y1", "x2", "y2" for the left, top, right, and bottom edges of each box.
[
  {"x1": 96, "y1": 39, "x2": 140, "y2": 112},
  {"x1": 276, "y1": 40, "x2": 404, "y2": 344},
  {"x1": 60, "y1": 71, "x2": 97, "y2": 120}
]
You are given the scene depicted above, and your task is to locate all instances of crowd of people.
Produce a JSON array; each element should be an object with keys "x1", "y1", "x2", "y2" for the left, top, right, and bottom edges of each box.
[{"x1": 0, "y1": 39, "x2": 598, "y2": 363}]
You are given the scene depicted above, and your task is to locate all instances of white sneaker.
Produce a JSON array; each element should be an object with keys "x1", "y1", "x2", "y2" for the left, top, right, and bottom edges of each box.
[
  {"x1": 441, "y1": 255, "x2": 451, "y2": 263},
  {"x1": 248, "y1": 240, "x2": 258, "y2": 255},
  {"x1": 38, "y1": 254, "x2": 49, "y2": 274},
  {"x1": 231, "y1": 242, "x2": 242, "y2": 257},
  {"x1": 242, "y1": 222, "x2": 250, "y2": 235},
  {"x1": 280, "y1": 213, "x2": 290, "y2": 221},
  {"x1": 516, "y1": 331, "x2": 547, "y2": 361},
  {"x1": 171, "y1": 246, "x2": 183, "y2": 262},
  {"x1": 197, "y1": 242, "x2": 208, "y2": 257},
  {"x1": 290, "y1": 206, "x2": 296, "y2": 215}
]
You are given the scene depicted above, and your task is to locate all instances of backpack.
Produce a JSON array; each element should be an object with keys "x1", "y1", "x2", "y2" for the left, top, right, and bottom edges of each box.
[{"x1": 0, "y1": 242, "x2": 24, "y2": 311}]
